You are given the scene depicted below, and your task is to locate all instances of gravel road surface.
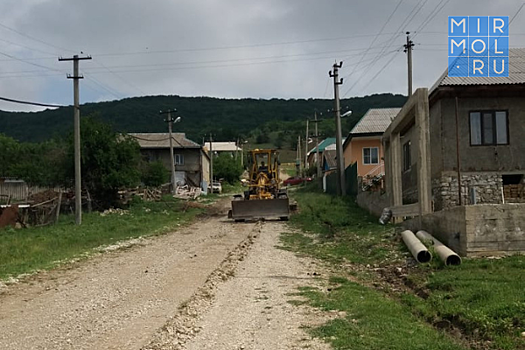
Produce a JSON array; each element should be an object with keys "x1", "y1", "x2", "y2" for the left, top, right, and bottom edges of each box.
[{"x1": 0, "y1": 199, "x2": 329, "y2": 350}]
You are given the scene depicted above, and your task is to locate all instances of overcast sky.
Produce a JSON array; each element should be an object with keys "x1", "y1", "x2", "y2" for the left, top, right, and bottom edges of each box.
[{"x1": 0, "y1": 0, "x2": 524, "y2": 112}]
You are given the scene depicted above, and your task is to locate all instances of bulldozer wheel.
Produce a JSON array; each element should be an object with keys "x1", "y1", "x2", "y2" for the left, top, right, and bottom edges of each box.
[{"x1": 279, "y1": 216, "x2": 289, "y2": 221}]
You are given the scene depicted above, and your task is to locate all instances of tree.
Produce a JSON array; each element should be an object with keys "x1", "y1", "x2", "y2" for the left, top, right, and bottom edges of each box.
[
  {"x1": 275, "y1": 132, "x2": 285, "y2": 149},
  {"x1": 67, "y1": 117, "x2": 141, "y2": 207},
  {"x1": 0, "y1": 134, "x2": 20, "y2": 177},
  {"x1": 9, "y1": 140, "x2": 67, "y2": 187},
  {"x1": 141, "y1": 160, "x2": 169, "y2": 187},
  {"x1": 213, "y1": 153, "x2": 243, "y2": 184}
]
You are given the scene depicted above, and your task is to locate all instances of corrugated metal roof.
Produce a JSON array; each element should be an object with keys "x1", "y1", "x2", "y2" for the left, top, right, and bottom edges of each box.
[
  {"x1": 307, "y1": 137, "x2": 336, "y2": 155},
  {"x1": 349, "y1": 108, "x2": 400, "y2": 135},
  {"x1": 430, "y1": 48, "x2": 525, "y2": 93},
  {"x1": 129, "y1": 133, "x2": 201, "y2": 149}
]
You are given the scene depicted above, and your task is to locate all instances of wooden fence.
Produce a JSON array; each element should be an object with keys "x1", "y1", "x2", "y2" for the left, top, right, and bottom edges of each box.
[{"x1": 0, "y1": 180, "x2": 61, "y2": 203}]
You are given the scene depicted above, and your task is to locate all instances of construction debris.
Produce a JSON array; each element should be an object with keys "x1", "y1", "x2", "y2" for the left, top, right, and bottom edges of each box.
[
  {"x1": 174, "y1": 185, "x2": 202, "y2": 200},
  {"x1": 100, "y1": 208, "x2": 130, "y2": 217},
  {"x1": 119, "y1": 188, "x2": 163, "y2": 204}
]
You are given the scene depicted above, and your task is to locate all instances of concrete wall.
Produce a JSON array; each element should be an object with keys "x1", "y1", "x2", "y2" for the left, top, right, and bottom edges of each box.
[
  {"x1": 437, "y1": 97, "x2": 525, "y2": 173},
  {"x1": 356, "y1": 190, "x2": 390, "y2": 217},
  {"x1": 404, "y1": 203, "x2": 525, "y2": 256}
]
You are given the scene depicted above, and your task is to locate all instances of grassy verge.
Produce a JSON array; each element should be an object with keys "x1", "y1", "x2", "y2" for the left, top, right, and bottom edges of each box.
[
  {"x1": 0, "y1": 196, "x2": 205, "y2": 280},
  {"x1": 292, "y1": 277, "x2": 464, "y2": 350},
  {"x1": 283, "y1": 190, "x2": 525, "y2": 350}
]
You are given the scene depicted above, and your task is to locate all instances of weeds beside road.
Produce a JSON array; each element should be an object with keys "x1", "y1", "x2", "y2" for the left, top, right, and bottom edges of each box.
[
  {"x1": 283, "y1": 188, "x2": 525, "y2": 350},
  {"x1": 0, "y1": 196, "x2": 205, "y2": 280}
]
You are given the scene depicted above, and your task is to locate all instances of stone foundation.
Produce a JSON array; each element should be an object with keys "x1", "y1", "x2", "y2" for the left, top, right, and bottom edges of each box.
[
  {"x1": 432, "y1": 172, "x2": 503, "y2": 211},
  {"x1": 403, "y1": 203, "x2": 525, "y2": 257}
]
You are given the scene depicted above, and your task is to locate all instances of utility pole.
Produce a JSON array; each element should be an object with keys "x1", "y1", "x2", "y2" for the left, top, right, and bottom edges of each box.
[
  {"x1": 160, "y1": 109, "x2": 179, "y2": 194},
  {"x1": 314, "y1": 111, "x2": 322, "y2": 180},
  {"x1": 304, "y1": 118, "x2": 309, "y2": 175},
  {"x1": 296, "y1": 136, "x2": 301, "y2": 176},
  {"x1": 209, "y1": 133, "x2": 213, "y2": 190},
  {"x1": 59, "y1": 54, "x2": 92, "y2": 225},
  {"x1": 404, "y1": 31, "x2": 414, "y2": 97},
  {"x1": 329, "y1": 61, "x2": 346, "y2": 196}
]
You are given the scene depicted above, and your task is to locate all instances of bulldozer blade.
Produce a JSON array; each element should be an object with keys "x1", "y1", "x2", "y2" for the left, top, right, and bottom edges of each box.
[{"x1": 231, "y1": 198, "x2": 290, "y2": 221}]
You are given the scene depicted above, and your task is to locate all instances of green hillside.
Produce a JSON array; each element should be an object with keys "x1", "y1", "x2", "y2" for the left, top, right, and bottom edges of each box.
[{"x1": 0, "y1": 93, "x2": 406, "y2": 143}]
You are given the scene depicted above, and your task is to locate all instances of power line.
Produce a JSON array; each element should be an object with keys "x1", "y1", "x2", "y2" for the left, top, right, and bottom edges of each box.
[
  {"x1": 0, "y1": 45, "x2": 397, "y2": 77},
  {"x1": 413, "y1": 0, "x2": 451, "y2": 39},
  {"x1": 92, "y1": 58, "x2": 146, "y2": 96},
  {"x1": 0, "y1": 21, "x2": 74, "y2": 54},
  {"x1": 0, "y1": 49, "x2": 62, "y2": 73},
  {"x1": 92, "y1": 32, "x2": 404, "y2": 58},
  {"x1": 0, "y1": 95, "x2": 66, "y2": 108},
  {"x1": 340, "y1": 1, "x2": 423, "y2": 98},
  {"x1": 342, "y1": 0, "x2": 404, "y2": 80},
  {"x1": 360, "y1": 48, "x2": 404, "y2": 92}
]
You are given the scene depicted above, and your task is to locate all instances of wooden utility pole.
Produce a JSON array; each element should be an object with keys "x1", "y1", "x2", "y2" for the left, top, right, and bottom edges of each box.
[
  {"x1": 209, "y1": 133, "x2": 213, "y2": 190},
  {"x1": 296, "y1": 136, "x2": 301, "y2": 176},
  {"x1": 404, "y1": 32, "x2": 414, "y2": 97},
  {"x1": 304, "y1": 119, "x2": 309, "y2": 175},
  {"x1": 59, "y1": 54, "x2": 91, "y2": 225},
  {"x1": 314, "y1": 111, "x2": 322, "y2": 180},
  {"x1": 329, "y1": 61, "x2": 345, "y2": 196},
  {"x1": 160, "y1": 109, "x2": 179, "y2": 194}
]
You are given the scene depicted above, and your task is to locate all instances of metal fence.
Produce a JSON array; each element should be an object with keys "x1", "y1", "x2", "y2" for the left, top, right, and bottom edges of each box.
[{"x1": 324, "y1": 163, "x2": 358, "y2": 196}]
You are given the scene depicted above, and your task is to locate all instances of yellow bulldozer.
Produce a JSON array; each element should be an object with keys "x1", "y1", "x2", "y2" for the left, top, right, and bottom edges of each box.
[{"x1": 228, "y1": 149, "x2": 290, "y2": 221}]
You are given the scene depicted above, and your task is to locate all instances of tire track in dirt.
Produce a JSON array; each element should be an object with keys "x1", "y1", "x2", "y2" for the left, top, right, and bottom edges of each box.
[{"x1": 0, "y1": 200, "x2": 257, "y2": 350}]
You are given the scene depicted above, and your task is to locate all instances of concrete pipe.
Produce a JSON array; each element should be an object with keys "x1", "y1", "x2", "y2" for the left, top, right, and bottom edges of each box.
[
  {"x1": 416, "y1": 230, "x2": 462, "y2": 266},
  {"x1": 401, "y1": 230, "x2": 432, "y2": 263}
]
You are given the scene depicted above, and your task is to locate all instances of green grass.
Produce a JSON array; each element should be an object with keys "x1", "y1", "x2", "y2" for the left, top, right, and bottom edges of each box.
[
  {"x1": 283, "y1": 190, "x2": 525, "y2": 350},
  {"x1": 401, "y1": 257, "x2": 525, "y2": 350},
  {"x1": 0, "y1": 197, "x2": 205, "y2": 280},
  {"x1": 284, "y1": 191, "x2": 400, "y2": 265},
  {"x1": 293, "y1": 276, "x2": 464, "y2": 350}
]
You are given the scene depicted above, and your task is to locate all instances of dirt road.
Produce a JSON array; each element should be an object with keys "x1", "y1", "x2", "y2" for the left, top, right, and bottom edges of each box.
[{"x1": 0, "y1": 199, "x2": 329, "y2": 350}]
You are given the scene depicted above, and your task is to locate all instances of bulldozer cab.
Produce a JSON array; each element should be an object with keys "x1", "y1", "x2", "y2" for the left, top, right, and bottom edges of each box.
[{"x1": 248, "y1": 149, "x2": 279, "y2": 182}]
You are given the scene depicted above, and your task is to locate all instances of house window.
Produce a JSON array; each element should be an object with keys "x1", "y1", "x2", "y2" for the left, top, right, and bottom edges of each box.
[
  {"x1": 403, "y1": 141, "x2": 411, "y2": 172},
  {"x1": 470, "y1": 111, "x2": 508, "y2": 146},
  {"x1": 174, "y1": 154, "x2": 184, "y2": 165},
  {"x1": 363, "y1": 147, "x2": 379, "y2": 165}
]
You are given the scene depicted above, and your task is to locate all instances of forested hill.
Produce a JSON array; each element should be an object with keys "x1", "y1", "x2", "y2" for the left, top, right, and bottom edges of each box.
[{"x1": 0, "y1": 93, "x2": 406, "y2": 143}]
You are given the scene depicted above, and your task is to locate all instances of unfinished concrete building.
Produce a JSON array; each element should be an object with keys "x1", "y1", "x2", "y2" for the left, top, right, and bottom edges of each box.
[{"x1": 383, "y1": 48, "x2": 525, "y2": 256}]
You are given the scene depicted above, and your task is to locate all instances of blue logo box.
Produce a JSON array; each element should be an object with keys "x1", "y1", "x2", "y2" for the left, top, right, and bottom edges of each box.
[{"x1": 448, "y1": 16, "x2": 509, "y2": 77}]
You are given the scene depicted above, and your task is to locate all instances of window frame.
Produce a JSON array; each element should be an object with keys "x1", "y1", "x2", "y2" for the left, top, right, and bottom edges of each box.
[
  {"x1": 362, "y1": 147, "x2": 379, "y2": 165},
  {"x1": 174, "y1": 154, "x2": 184, "y2": 165},
  {"x1": 469, "y1": 110, "x2": 509, "y2": 146},
  {"x1": 403, "y1": 141, "x2": 411, "y2": 172}
]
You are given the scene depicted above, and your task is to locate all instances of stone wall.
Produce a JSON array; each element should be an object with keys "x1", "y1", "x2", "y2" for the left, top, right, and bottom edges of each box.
[{"x1": 432, "y1": 172, "x2": 503, "y2": 211}]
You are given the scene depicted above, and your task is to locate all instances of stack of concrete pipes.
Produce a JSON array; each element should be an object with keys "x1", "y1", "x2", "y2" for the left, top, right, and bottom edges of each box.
[{"x1": 400, "y1": 230, "x2": 461, "y2": 266}]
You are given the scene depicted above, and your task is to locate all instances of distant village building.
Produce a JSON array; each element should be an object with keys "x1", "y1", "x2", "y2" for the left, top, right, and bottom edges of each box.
[
  {"x1": 129, "y1": 133, "x2": 210, "y2": 189},
  {"x1": 343, "y1": 108, "x2": 400, "y2": 178},
  {"x1": 306, "y1": 138, "x2": 336, "y2": 169}
]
